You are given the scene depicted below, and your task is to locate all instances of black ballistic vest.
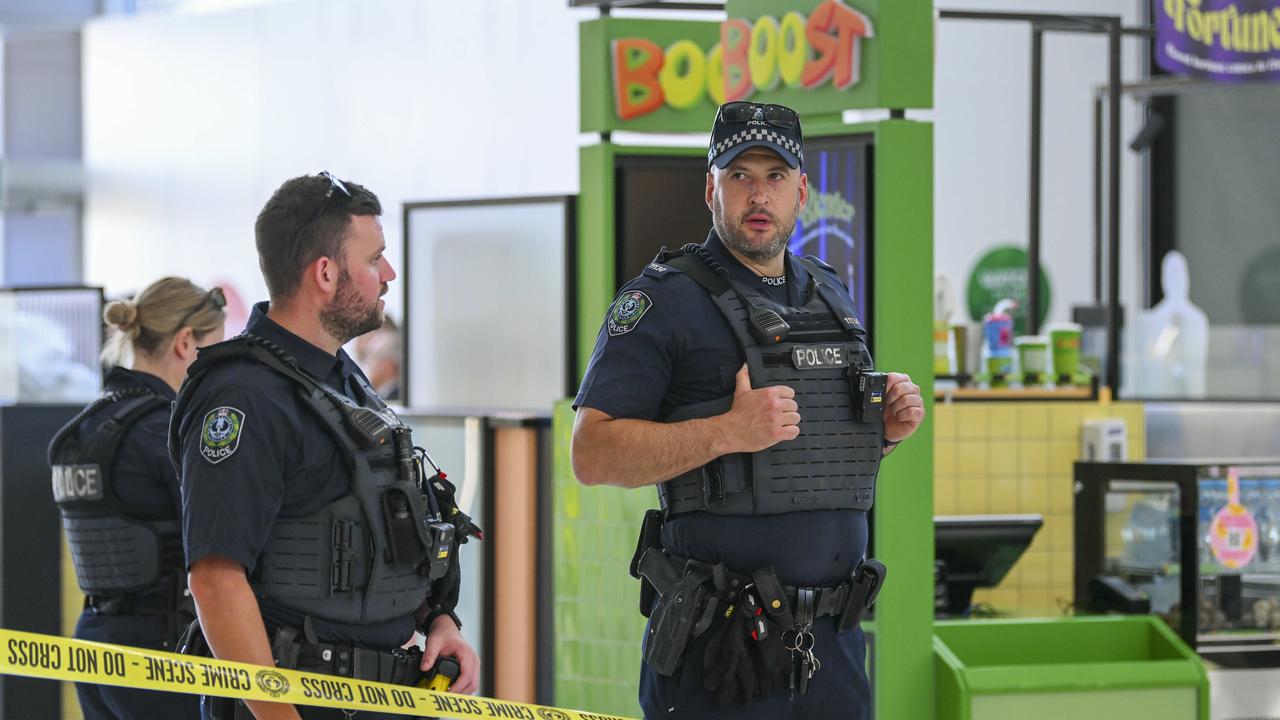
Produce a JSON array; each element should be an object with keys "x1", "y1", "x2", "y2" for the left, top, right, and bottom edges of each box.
[
  {"x1": 656, "y1": 245, "x2": 884, "y2": 516},
  {"x1": 170, "y1": 335, "x2": 452, "y2": 625},
  {"x1": 48, "y1": 387, "x2": 182, "y2": 596}
]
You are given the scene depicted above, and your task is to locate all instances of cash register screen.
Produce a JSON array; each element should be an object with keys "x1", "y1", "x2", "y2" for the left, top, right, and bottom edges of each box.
[{"x1": 935, "y1": 514, "x2": 1043, "y2": 614}]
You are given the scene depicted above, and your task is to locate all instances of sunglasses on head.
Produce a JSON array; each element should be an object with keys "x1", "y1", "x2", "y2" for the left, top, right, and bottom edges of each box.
[
  {"x1": 717, "y1": 102, "x2": 799, "y2": 130},
  {"x1": 293, "y1": 171, "x2": 354, "y2": 247},
  {"x1": 176, "y1": 286, "x2": 227, "y2": 332},
  {"x1": 305, "y1": 171, "x2": 353, "y2": 225}
]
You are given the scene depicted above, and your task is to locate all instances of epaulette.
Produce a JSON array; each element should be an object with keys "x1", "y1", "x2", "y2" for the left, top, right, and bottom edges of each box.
[
  {"x1": 641, "y1": 261, "x2": 684, "y2": 280},
  {"x1": 803, "y1": 254, "x2": 839, "y2": 275}
]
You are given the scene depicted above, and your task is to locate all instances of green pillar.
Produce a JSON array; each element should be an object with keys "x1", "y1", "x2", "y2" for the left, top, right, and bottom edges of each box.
[{"x1": 869, "y1": 119, "x2": 935, "y2": 720}]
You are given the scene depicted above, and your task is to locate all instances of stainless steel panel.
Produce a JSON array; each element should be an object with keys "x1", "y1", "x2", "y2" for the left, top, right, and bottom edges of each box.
[{"x1": 1146, "y1": 403, "x2": 1280, "y2": 460}]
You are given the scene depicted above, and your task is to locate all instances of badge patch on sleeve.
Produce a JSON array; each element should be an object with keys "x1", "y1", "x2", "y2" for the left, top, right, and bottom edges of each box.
[
  {"x1": 200, "y1": 406, "x2": 245, "y2": 465},
  {"x1": 607, "y1": 290, "x2": 652, "y2": 336}
]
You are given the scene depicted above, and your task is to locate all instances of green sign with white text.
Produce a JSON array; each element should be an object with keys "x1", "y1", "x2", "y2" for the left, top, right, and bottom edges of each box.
[{"x1": 966, "y1": 246, "x2": 1052, "y2": 336}]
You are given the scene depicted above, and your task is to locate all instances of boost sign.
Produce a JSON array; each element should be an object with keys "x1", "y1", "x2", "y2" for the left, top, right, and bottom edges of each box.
[
  {"x1": 580, "y1": 0, "x2": 932, "y2": 133},
  {"x1": 613, "y1": 0, "x2": 874, "y2": 120}
]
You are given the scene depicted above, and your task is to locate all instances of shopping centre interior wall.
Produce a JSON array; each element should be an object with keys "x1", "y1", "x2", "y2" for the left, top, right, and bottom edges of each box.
[{"x1": 82, "y1": 0, "x2": 584, "y2": 328}]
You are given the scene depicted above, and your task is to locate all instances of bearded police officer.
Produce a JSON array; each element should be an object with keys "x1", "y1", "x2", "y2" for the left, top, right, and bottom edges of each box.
[
  {"x1": 173, "y1": 173, "x2": 480, "y2": 720},
  {"x1": 571, "y1": 103, "x2": 924, "y2": 719}
]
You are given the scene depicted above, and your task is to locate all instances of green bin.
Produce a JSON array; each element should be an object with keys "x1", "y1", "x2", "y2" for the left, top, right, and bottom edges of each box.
[{"x1": 934, "y1": 616, "x2": 1208, "y2": 720}]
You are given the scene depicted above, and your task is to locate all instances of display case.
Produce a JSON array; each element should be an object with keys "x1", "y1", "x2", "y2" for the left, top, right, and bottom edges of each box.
[{"x1": 1075, "y1": 460, "x2": 1280, "y2": 667}]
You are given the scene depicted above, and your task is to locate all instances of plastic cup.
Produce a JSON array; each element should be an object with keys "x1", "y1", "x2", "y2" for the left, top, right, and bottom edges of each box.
[
  {"x1": 951, "y1": 323, "x2": 970, "y2": 376},
  {"x1": 987, "y1": 353, "x2": 1013, "y2": 388},
  {"x1": 1015, "y1": 335, "x2": 1050, "y2": 387},
  {"x1": 1048, "y1": 322, "x2": 1083, "y2": 385}
]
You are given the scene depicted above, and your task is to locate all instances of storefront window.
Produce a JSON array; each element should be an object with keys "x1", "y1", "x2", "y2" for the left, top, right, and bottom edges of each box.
[{"x1": 1138, "y1": 84, "x2": 1280, "y2": 400}]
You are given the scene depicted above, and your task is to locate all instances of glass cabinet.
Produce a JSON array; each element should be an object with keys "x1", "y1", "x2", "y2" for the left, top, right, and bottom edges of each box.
[{"x1": 1075, "y1": 460, "x2": 1280, "y2": 667}]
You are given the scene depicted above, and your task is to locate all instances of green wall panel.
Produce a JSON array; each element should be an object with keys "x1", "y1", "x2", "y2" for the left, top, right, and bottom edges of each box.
[
  {"x1": 575, "y1": 143, "x2": 707, "y2": 380},
  {"x1": 865, "y1": 119, "x2": 935, "y2": 720},
  {"x1": 575, "y1": 142, "x2": 614, "y2": 381},
  {"x1": 552, "y1": 400, "x2": 653, "y2": 716}
]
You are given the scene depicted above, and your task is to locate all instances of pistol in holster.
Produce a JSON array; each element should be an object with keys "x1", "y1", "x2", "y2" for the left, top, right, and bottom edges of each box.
[
  {"x1": 630, "y1": 509, "x2": 665, "y2": 617},
  {"x1": 176, "y1": 620, "x2": 249, "y2": 720},
  {"x1": 637, "y1": 549, "x2": 719, "y2": 677}
]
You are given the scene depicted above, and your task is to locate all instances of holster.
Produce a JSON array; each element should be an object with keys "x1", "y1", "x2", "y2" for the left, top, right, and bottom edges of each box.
[
  {"x1": 638, "y1": 549, "x2": 718, "y2": 676},
  {"x1": 837, "y1": 559, "x2": 887, "y2": 633},
  {"x1": 630, "y1": 509, "x2": 664, "y2": 617},
  {"x1": 177, "y1": 620, "x2": 246, "y2": 720}
]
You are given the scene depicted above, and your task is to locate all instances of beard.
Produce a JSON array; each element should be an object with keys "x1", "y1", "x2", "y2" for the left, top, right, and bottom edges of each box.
[
  {"x1": 711, "y1": 194, "x2": 800, "y2": 263},
  {"x1": 319, "y1": 266, "x2": 384, "y2": 344}
]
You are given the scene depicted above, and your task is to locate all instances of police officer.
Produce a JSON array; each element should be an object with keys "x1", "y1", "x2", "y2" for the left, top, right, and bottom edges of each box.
[
  {"x1": 172, "y1": 173, "x2": 479, "y2": 720},
  {"x1": 49, "y1": 276, "x2": 227, "y2": 719},
  {"x1": 571, "y1": 103, "x2": 924, "y2": 719}
]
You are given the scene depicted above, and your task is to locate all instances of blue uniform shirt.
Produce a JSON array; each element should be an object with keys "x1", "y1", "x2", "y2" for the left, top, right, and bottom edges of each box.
[
  {"x1": 576, "y1": 231, "x2": 869, "y2": 588},
  {"x1": 177, "y1": 302, "x2": 415, "y2": 648}
]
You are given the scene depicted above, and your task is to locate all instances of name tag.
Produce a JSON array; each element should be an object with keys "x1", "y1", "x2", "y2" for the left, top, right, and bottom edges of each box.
[
  {"x1": 791, "y1": 345, "x2": 848, "y2": 370},
  {"x1": 51, "y1": 464, "x2": 104, "y2": 502}
]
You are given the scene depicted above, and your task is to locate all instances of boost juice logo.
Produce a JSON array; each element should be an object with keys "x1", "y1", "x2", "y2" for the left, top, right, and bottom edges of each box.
[{"x1": 611, "y1": 0, "x2": 874, "y2": 121}]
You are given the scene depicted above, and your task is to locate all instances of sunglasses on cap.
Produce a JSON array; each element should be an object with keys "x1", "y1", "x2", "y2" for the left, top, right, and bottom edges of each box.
[
  {"x1": 175, "y1": 286, "x2": 227, "y2": 332},
  {"x1": 717, "y1": 101, "x2": 800, "y2": 130}
]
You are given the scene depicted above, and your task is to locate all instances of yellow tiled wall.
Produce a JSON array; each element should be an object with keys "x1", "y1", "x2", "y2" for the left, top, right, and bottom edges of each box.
[{"x1": 933, "y1": 401, "x2": 1145, "y2": 614}]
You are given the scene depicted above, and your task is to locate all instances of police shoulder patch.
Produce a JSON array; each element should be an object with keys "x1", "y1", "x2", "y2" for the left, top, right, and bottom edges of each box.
[
  {"x1": 200, "y1": 406, "x2": 245, "y2": 465},
  {"x1": 607, "y1": 290, "x2": 653, "y2": 337}
]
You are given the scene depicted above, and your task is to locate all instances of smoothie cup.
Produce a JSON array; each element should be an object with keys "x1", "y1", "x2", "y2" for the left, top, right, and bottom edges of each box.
[{"x1": 1048, "y1": 322, "x2": 1083, "y2": 385}]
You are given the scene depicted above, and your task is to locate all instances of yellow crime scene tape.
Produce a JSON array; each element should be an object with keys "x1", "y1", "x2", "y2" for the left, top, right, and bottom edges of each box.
[{"x1": 0, "y1": 627, "x2": 636, "y2": 720}]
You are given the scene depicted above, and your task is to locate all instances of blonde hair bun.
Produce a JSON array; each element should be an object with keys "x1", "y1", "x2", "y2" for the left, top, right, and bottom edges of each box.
[{"x1": 103, "y1": 299, "x2": 141, "y2": 338}]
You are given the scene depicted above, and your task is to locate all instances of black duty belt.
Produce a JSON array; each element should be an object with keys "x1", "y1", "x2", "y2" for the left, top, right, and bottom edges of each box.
[
  {"x1": 270, "y1": 626, "x2": 423, "y2": 686},
  {"x1": 85, "y1": 593, "x2": 176, "y2": 617},
  {"x1": 659, "y1": 551, "x2": 859, "y2": 629},
  {"x1": 784, "y1": 584, "x2": 851, "y2": 621}
]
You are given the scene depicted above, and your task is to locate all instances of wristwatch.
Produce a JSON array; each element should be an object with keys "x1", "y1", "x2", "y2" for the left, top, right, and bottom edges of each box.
[{"x1": 422, "y1": 607, "x2": 462, "y2": 632}]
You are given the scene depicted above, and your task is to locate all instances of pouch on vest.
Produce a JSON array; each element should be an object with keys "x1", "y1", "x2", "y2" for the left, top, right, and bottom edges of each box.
[{"x1": 383, "y1": 488, "x2": 427, "y2": 567}]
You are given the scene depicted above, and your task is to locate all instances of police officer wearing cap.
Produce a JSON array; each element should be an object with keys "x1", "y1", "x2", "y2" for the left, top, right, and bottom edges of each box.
[
  {"x1": 172, "y1": 173, "x2": 480, "y2": 720},
  {"x1": 49, "y1": 276, "x2": 227, "y2": 720},
  {"x1": 572, "y1": 102, "x2": 924, "y2": 719}
]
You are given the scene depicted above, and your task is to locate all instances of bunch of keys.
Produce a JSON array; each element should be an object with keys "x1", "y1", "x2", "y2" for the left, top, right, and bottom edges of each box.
[
  {"x1": 784, "y1": 587, "x2": 820, "y2": 696},
  {"x1": 797, "y1": 627, "x2": 820, "y2": 694}
]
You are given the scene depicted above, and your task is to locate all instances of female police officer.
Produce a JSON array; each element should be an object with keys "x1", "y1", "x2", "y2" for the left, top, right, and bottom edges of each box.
[{"x1": 49, "y1": 276, "x2": 227, "y2": 719}]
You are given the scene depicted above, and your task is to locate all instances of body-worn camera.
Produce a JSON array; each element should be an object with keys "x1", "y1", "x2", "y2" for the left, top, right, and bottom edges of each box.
[{"x1": 849, "y1": 368, "x2": 888, "y2": 423}]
